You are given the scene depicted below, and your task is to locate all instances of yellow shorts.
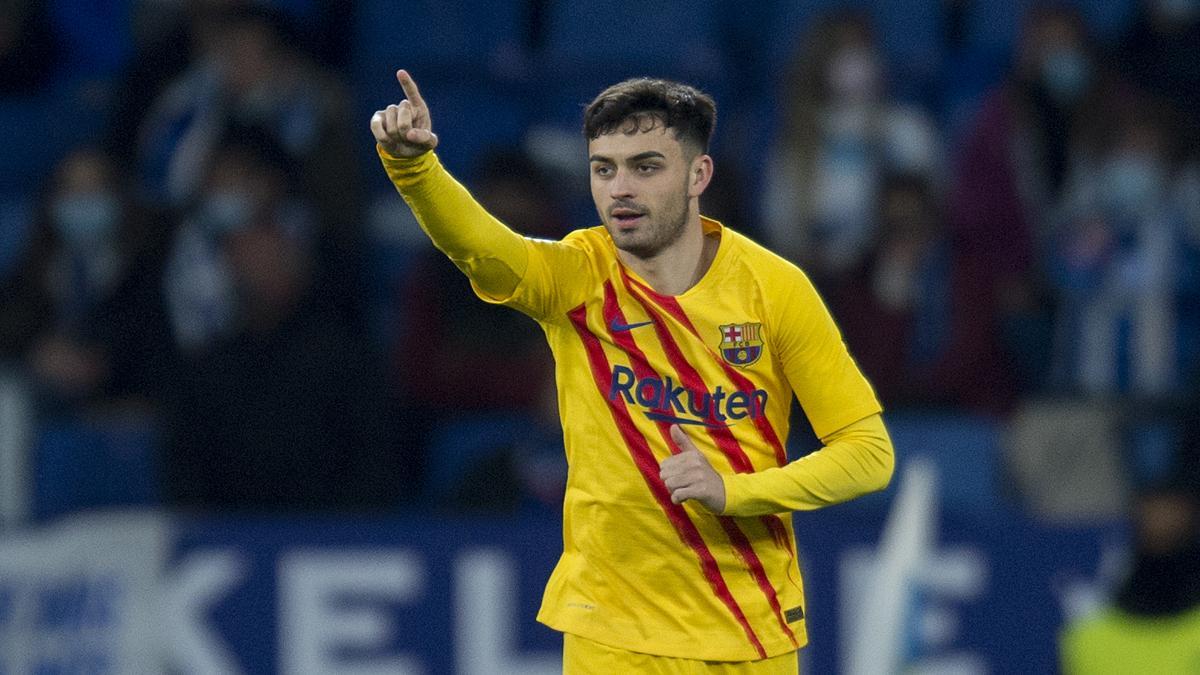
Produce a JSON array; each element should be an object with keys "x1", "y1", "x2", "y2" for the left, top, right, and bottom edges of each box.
[{"x1": 562, "y1": 633, "x2": 800, "y2": 675}]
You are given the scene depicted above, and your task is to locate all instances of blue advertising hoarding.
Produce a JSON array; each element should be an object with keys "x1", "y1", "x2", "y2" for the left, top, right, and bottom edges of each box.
[{"x1": 158, "y1": 507, "x2": 1121, "y2": 674}]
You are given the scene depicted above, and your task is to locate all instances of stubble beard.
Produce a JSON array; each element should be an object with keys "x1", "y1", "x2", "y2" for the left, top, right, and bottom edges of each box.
[{"x1": 610, "y1": 185, "x2": 691, "y2": 261}]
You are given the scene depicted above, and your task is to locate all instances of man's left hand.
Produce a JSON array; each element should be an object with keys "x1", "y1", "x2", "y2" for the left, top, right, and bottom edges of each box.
[{"x1": 660, "y1": 425, "x2": 726, "y2": 513}]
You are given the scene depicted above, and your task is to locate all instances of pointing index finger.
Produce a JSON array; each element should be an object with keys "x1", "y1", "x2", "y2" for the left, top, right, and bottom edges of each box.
[{"x1": 396, "y1": 69, "x2": 426, "y2": 110}]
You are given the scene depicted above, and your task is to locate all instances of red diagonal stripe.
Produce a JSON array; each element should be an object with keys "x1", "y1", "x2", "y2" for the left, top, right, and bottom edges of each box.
[
  {"x1": 623, "y1": 271, "x2": 800, "y2": 570},
  {"x1": 568, "y1": 303, "x2": 767, "y2": 658},
  {"x1": 624, "y1": 273, "x2": 700, "y2": 332},
  {"x1": 603, "y1": 283, "x2": 797, "y2": 647},
  {"x1": 624, "y1": 271, "x2": 788, "y2": 467},
  {"x1": 615, "y1": 278, "x2": 755, "y2": 471},
  {"x1": 717, "y1": 517, "x2": 798, "y2": 642}
]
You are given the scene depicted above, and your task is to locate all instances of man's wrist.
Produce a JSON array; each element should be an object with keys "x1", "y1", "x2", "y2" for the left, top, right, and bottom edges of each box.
[
  {"x1": 714, "y1": 474, "x2": 728, "y2": 514},
  {"x1": 377, "y1": 143, "x2": 434, "y2": 164},
  {"x1": 377, "y1": 144, "x2": 439, "y2": 188},
  {"x1": 719, "y1": 472, "x2": 749, "y2": 515}
]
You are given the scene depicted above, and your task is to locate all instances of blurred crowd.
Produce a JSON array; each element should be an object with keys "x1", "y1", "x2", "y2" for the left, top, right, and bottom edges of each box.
[{"x1": 0, "y1": 0, "x2": 1197, "y2": 530}]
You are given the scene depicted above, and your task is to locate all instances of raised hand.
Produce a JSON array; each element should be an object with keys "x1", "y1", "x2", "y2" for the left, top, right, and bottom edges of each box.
[
  {"x1": 660, "y1": 425, "x2": 726, "y2": 513},
  {"x1": 370, "y1": 69, "x2": 439, "y2": 158}
]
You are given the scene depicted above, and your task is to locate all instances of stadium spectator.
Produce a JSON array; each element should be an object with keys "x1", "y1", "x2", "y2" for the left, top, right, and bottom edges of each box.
[
  {"x1": 0, "y1": 147, "x2": 172, "y2": 410},
  {"x1": 948, "y1": 5, "x2": 1133, "y2": 394},
  {"x1": 161, "y1": 128, "x2": 289, "y2": 353},
  {"x1": 1060, "y1": 473, "x2": 1200, "y2": 673},
  {"x1": 160, "y1": 142, "x2": 402, "y2": 510},
  {"x1": 134, "y1": 5, "x2": 362, "y2": 242},
  {"x1": 110, "y1": 0, "x2": 357, "y2": 160},
  {"x1": 830, "y1": 174, "x2": 1014, "y2": 411},
  {"x1": 1046, "y1": 99, "x2": 1200, "y2": 399},
  {"x1": 760, "y1": 9, "x2": 941, "y2": 285},
  {"x1": 105, "y1": 2, "x2": 224, "y2": 165}
]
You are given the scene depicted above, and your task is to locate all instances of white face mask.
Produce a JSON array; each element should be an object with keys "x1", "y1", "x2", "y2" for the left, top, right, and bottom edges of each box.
[
  {"x1": 826, "y1": 48, "x2": 881, "y2": 103},
  {"x1": 198, "y1": 191, "x2": 255, "y2": 236},
  {"x1": 1103, "y1": 153, "x2": 1167, "y2": 215},
  {"x1": 1040, "y1": 48, "x2": 1091, "y2": 105},
  {"x1": 51, "y1": 193, "x2": 120, "y2": 248}
]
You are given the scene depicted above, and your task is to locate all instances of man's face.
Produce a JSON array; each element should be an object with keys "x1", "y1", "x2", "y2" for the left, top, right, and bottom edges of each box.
[{"x1": 589, "y1": 123, "x2": 703, "y2": 259}]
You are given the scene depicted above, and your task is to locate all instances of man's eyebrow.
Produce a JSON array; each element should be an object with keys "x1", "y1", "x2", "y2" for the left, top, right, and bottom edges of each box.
[
  {"x1": 587, "y1": 151, "x2": 667, "y2": 163},
  {"x1": 628, "y1": 151, "x2": 666, "y2": 162}
]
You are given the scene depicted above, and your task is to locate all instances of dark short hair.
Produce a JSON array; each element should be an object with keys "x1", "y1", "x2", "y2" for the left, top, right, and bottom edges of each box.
[{"x1": 582, "y1": 78, "x2": 716, "y2": 154}]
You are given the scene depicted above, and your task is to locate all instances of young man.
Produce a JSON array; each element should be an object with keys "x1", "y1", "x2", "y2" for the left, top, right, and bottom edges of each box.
[{"x1": 371, "y1": 70, "x2": 894, "y2": 674}]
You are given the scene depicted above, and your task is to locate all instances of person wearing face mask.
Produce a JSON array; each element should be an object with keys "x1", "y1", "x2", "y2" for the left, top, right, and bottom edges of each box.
[
  {"x1": 134, "y1": 5, "x2": 360, "y2": 245},
  {"x1": 947, "y1": 6, "x2": 1139, "y2": 404},
  {"x1": 1060, "y1": 465, "x2": 1200, "y2": 674},
  {"x1": 828, "y1": 174, "x2": 1011, "y2": 411},
  {"x1": 0, "y1": 147, "x2": 172, "y2": 407},
  {"x1": 1047, "y1": 102, "x2": 1199, "y2": 399},
  {"x1": 159, "y1": 133, "x2": 403, "y2": 512},
  {"x1": 760, "y1": 10, "x2": 942, "y2": 286},
  {"x1": 162, "y1": 128, "x2": 297, "y2": 353}
]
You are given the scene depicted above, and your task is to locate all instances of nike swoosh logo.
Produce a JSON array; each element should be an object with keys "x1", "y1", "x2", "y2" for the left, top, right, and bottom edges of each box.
[
  {"x1": 609, "y1": 318, "x2": 654, "y2": 332},
  {"x1": 644, "y1": 411, "x2": 729, "y2": 428}
]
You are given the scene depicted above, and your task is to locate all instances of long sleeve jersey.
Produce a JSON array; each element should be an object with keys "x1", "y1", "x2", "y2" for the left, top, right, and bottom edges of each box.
[{"x1": 381, "y1": 146, "x2": 893, "y2": 661}]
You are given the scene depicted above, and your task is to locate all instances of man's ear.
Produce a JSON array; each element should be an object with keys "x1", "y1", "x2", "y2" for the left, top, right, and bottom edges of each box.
[{"x1": 688, "y1": 154, "x2": 714, "y2": 198}]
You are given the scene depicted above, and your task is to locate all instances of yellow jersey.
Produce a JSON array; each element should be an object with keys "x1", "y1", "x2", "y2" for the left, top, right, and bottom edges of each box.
[{"x1": 380, "y1": 148, "x2": 890, "y2": 661}]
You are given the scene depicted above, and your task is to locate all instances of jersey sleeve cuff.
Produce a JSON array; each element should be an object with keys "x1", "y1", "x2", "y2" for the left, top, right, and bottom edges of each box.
[
  {"x1": 720, "y1": 472, "x2": 756, "y2": 516},
  {"x1": 376, "y1": 145, "x2": 440, "y2": 189}
]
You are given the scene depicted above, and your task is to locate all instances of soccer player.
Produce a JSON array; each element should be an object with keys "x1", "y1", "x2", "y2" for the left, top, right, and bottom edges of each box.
[{"x1": 371, "y1": 70, "x2": 895, "y2": 674}]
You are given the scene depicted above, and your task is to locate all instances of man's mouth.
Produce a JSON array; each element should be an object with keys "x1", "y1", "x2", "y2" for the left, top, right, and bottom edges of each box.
[{"x1": 611, "y1": 208, "x2": 645, "y2": 229}]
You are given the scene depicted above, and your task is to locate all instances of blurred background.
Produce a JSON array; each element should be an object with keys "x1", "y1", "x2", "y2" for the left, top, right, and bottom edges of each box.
[{"x1": 1, "y1": 0, "x2": 1198, "y2": 672}]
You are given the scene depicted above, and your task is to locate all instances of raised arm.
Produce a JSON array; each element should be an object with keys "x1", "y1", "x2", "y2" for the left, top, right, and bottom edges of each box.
[{"x1": 370, "y1": 69, "x2": 529, "y2": 301}]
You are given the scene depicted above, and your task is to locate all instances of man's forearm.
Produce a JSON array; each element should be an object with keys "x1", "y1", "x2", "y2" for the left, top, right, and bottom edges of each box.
[
  {"x1": 721, "y1": 413, "x2": 894, "y2": 516},
  {"x1": 378, "y1": 145, "x2": 529, "y2": 297}
]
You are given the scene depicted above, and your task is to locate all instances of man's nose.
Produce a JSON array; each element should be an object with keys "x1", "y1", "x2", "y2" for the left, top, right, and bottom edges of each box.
[{"x1": 609, "y1": 169, "x2": 635, "y2": 200}]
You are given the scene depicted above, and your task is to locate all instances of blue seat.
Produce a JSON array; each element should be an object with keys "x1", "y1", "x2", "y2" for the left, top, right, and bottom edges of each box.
[
  {"x1": 421, "y1": 412, "x2": 534, "y2": 505},
  {"x1": 47, "y1": 0, "x2": 133, "y2": 81},
  {"x1": 807, "y1": 410, "x2": 1005, "y2": 517},
  {"x1": 34, "y1": 416, "x2": 161, "y2": 521},
  {"x1": 352, "y1": 0, "x2": 525, "y2": 77},
  {"x1": 528, "y1": 1, "x2": 735, "y2": 160},
  {"x1": 544, "y1": 0, "x2": 720, "y2": 69},
  {"x1": 959, "y1": 0, "x2": 1028, "y2": 58}
]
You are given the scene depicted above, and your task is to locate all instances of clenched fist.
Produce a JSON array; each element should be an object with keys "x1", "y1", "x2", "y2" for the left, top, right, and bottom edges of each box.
[
  {"x1": 370, "y1": 69, "x2": 439, "y2": 158},
  {"x1": 660, "y1": 425, "x2": 726, "y2": 513}
]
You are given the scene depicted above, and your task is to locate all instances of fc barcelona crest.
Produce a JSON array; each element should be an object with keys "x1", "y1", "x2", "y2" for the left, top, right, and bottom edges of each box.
[{"x1": 718, "y1": 323, "x2": 763, "y2": 367}]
